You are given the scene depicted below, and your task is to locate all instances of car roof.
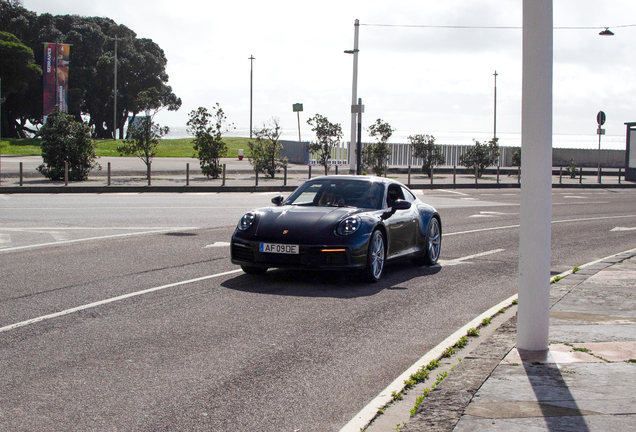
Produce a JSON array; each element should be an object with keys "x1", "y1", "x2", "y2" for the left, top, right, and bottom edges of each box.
[{"x1": 306, "y1": 175, "x2": 402, "y2": 186}]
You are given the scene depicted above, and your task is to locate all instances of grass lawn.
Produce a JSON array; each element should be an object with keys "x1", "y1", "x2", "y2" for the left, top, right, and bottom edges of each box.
[{"x1": 1, "y1": 137, "x2": 253, "y2": 158}]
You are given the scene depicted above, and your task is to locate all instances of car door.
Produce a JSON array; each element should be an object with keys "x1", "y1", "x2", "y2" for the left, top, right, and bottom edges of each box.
[{"x1": 385, "y1": 184, "x2": 419, "y2": 257}]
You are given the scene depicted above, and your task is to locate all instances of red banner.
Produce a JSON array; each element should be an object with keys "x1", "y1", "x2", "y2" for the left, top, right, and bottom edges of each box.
[{"x1": 43, "y1": 43, "x2": 70, "y2": 123}]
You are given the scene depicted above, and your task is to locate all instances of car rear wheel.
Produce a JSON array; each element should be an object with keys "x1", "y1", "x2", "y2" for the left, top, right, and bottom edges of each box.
[
  {"x1": 241, "y1": 265, "x2": 267, "y2": 275},
  {"x1": 412, "y1": 217, "x2": 441, "y2": 266},
  {"x1": 424, "y1": 217, "x2": 441, "y2": 265},
  {"x1": 364, "y1": 230, "x2": 386, "y2": 282}
]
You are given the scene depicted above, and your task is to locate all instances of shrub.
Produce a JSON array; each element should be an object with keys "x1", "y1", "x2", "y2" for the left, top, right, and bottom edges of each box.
[
  {"x1": 187, "y1": 104, "x2": 234, "y2": 179},
  {"x1": 459, "y1": 138, "x2": 500, "y2": 178},
  {"x1": 37, "y1": 109, "x2": 99, "y2": 181},
  {"x1": 409, "y1": 134, "x2": 445, "y2": 176}
]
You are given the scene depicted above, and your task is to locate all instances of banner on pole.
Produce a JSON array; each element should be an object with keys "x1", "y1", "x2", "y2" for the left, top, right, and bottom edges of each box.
[{"x1": 43, "y1": 43, "x2": 70, "y2": 123}]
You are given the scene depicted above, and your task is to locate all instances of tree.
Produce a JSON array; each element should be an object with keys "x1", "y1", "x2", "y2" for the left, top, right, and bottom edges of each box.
[
  {"x1": 0, "y1": 3, "x2": 181, "y2": 138},
  {"x1": 362, "y1": 118, "x2": 394, "y2": 176},
  {"x1": 247, "y1": 117, "x2": 287, "y2": 178},
  {"x1": 409, "y1": 134, "x2": 445, "y2": 177},
  {"x1": 306, "y1": 114, "x2": 343, "y2": 175},
  {"x1": 0, "y1": 31, "x2": 42, "y2": 137},
  {"x1": 116, "y1": 112, "x2": 168, "y2": 180},
  {"x1": 459, "y1": 138, "x2": 500, "y2": 178},
  {"x1": 36, "y1": 109, "x2": 99, "y2": 181},
  {"x1": 187, "y1": 104, "x2": 234, "y2": 179}
]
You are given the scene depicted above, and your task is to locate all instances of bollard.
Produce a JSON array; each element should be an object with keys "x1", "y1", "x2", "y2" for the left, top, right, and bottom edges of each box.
[
  {"x1": 559, "y1": 166, "x2": 562, "y2": 184},
  {"x1": 65, "y1": 161, "x2": 68, "y2": 186},
  {"x1": 453, "y1": 165, "x2": 456, "y2": 186},
  {"x1": 308, "y1": 165, "x2": 311, "y2": 179},
  {"x1": 518, "y1": 167, "x2": 521, "y2": 184},
  {"x1": 475, "y1": 166, "x2": 478, "y2": 185},
  {"x1": 148, "y1": 162, "x2": 152, "y2": 186},
  {"x1": 408, "y1": 165, "x2": 411, "y2": 187},
  {"x1": 619, "y1": 168, "x2": 622, "y2": 185},
  {"x1": 284, "y1": 166, "x2": 287, "y2": 186},
  {"x1": 186, "y1": 163, "x2": 190, "y2": 186},
  {"x1": 20, "y1": 162, "x2": 23, "y2": 186},
  {"x1": 598, "y1": 166, "x2": 602, "y2": 184},
  {"x1": 255, "y1": 167, "x2": 258, "y2": 186},
  {"x1": 108, "y1": 162, "x2": 111, "y2": 186},
  {"x1": 222, "y1": 164, "x2": 226, "y2": 186},
  {"x1": 335, "y1": 165, "x2": 338, "y2": 175},
  {"x1": 579, "y1": 167, "x2": 583, "y2": 184},
  {"x1": 497, "y1": 166, "x2": 500, "y2": 184}
]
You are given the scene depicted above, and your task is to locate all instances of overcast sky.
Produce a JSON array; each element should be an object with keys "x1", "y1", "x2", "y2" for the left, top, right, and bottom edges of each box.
[{"x1": 22, "y1": 0, "x2": 636, "y2": 148}]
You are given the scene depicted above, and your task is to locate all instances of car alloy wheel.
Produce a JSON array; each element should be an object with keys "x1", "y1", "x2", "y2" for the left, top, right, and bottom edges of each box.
[
  {"x1": 365, "y1": 230, "x2": 386, "y2": 282},
  {"x1": 425, "y1": 217, "x2": 441, "y2": 265}
]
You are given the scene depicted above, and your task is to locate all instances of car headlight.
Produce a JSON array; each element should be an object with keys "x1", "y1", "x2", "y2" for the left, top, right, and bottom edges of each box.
[
  {"x1": 336, "y1": 216, "x2": 361, "y2": 236},
  {"x1": 237, "y1": 212, "x2": 256, "y2": 231}
]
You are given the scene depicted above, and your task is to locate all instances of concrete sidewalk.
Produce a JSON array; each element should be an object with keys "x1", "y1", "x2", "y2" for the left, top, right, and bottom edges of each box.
[{"x1": 404, "y1": 250, "x2": 636, "y2": 432}]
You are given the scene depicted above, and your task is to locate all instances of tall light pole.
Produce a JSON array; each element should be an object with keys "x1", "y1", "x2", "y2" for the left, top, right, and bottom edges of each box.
[
  {"x1": 493, "y1": 70, "x2": 498, "y2": 140},
  {"x1": 113, "y1": 36, "x2": 118, "y2": 140},
  {"x1": 345, "y1": 19, "x2": 360, "y2": 174},
  {"x1": 249, "y1": 55, "x2": 255, "y2": 138}
]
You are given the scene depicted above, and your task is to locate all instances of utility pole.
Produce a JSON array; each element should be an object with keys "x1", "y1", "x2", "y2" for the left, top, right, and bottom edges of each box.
[
  {"x1": 345, "y1": 19, "x2": 360, "y2": 174},
  {"x1": 113, "y1": 36, "x2": 118, "y2": 140},
  {"x1": 493, "y1": 70, "x2": 498, "y2": 140},
  {"x1": 249, "y1": 55, "x2": 255, "y2": 138}
]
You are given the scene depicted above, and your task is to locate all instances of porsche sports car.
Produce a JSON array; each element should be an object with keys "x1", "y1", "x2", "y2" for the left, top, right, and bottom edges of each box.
[{"x1": 230, "y1": 175, "x2": 441, "y2": 282}]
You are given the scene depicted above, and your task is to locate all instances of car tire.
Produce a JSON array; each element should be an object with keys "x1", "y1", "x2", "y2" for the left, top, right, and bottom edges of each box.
[
  {"x1": 423, "y1": 217, "x2": 441, "y2": 265},
  {"x1": 241, "y1": 265, "x2": 267, "y2": 275},
  {"x1": 364, "y1": 230, "x2": 386, "y2": 282}
]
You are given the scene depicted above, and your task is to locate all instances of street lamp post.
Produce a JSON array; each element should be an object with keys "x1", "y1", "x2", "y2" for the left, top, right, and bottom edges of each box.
[
  {"x1": 113, "y1": 36, "x2": 117, "y2": 140},
  {"x1": 493, "y1": 70, "x2": 498, "y2": 140},
  {"x1": 345, "y1": 19, "x2": 360, "y2": 174},
  {"x1": 249, "y1": 55, "x2": 255, "y2": 139}
]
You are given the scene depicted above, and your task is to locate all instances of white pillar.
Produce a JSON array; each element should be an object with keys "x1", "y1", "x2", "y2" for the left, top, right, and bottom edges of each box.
[
  {"x1": 517, "y1": 0, "x2": 553, "y2": 351},
  {"x1": 348, "y1": 19, "x2": 360, "y2": 173}
]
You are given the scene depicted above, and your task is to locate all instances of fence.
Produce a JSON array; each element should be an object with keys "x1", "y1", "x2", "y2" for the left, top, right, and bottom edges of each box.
[{"x1": 293, "y1": 141, "x2": 625, "y2": 169}]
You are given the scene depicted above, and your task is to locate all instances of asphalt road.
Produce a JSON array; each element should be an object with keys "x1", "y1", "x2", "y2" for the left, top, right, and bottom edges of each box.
[{"x1": 1, "y1": 189, "x2": 635, "y2": 431}]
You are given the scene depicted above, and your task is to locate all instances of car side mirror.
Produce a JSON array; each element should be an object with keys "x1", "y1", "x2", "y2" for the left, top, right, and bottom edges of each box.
[
  {"x1": 380, "y1": 199, "x2": 411, "y2": 220},
  {"x1": 271, "y1": 195, "x2": 284, "y2": 206}
]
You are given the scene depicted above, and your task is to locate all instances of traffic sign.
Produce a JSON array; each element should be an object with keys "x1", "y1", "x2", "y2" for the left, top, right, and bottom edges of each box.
[{"x1": 597, "y1": 111, "x2": 606, "y2": 126}]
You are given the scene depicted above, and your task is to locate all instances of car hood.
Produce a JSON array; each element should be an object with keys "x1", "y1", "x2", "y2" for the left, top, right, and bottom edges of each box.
[{"x1": 254, "y1": 205, "x2": 362, "y2": 242}]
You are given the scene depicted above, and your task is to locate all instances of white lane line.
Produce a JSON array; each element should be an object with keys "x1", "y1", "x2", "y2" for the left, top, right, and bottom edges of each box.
[
  {"x1": 0, "y1": 227, "x2": 198, "y2": 253},
  {"x1": 0, "y1": 269, "x2": 243, "y2": 334},
  {"x1": 204, "y1": 242, "x2": 231, "y2": 248},
  {"x1": 446, "y1": 214, "x2": 636, "y2": 237},
  {"x1": 438, "y1": 249, "x2": 505, "y2": 266},
  {"x1": 611, "y1": 227, "x2": 636, "y2": 232}
]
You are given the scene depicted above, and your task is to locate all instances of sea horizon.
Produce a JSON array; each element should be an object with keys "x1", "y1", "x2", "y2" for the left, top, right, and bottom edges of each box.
[{"x1": 164, "y1": 126, "x2": 626, "y2": 151}]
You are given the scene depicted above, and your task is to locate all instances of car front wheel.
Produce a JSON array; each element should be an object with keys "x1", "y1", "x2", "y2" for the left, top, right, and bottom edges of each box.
[{"x1": 364, "y1": 230, "x2": 386, "y2": 282}]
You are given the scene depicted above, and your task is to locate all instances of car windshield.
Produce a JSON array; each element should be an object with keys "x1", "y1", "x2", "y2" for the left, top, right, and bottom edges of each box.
[{"x1": 284, "y1": 179, "x2": 385, "y2": 209}]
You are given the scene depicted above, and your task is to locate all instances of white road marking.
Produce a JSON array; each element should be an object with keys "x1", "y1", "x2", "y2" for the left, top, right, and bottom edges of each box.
[
  {"x1": 0, "y1": 269, "x2": 243, "y2": 334},
  {"x1": 0, "y1": 227, "x2": 198, "y2": 253},
  {"x1": 611, "y1": 227, "x2": 636, "y2": 232},
  {"x1": 0, "y1": 234, "x2": 11, "y2": 247},
  {"x1": 469, "y1": 211, "x2": 516, "y2": 218},
  {"x1": 204, "y1": 242, "x2": 231, "y2": 248},
  {"x1": 436, "y1": 189, "x2": 468, "y2": 196},
  {"x1": 438, "y1": 249, "x2": 505, "y2": 266}
]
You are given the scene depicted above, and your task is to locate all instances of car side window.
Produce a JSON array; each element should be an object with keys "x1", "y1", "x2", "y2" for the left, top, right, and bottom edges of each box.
[
  {"x1": 401, "y1": 186, "x2": 416, "y2": 203},
  {"x1": 386, "y1": 184, "x2": 404, "y2": 207}
]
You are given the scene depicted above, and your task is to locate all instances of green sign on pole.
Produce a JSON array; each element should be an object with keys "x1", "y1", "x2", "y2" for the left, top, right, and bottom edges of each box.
[{"x1": 293, "y1": 103, "x2": 303, "y2": 112}]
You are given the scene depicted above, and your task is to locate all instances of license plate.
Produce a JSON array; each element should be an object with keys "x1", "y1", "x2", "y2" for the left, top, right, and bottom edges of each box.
[{"x1": 260, "y1": 243, "x2": 299, "y2": 254}]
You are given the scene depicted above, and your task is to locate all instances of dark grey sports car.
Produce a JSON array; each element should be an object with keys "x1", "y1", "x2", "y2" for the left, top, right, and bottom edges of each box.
[{"x1": 230, "y1": 175, "x2": 441, "y2": 282}]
